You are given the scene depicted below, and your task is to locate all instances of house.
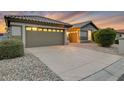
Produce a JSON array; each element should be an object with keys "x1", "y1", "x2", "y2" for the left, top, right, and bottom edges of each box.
[
  {"x1": 116, "y1": 29, "x2": 124, "y2": 39},
  {"x1": 0, "y1": 33, "x2": 8, "y2": 41},
  {"x1": 4, "y1": 15, "x2": 99, "y2": 48},
  {"x1": 0, "y1": 33, "x2": 3, "y2": 36},
  {"x1": 68, "y1": 21, "x2": 98, "y2": 43},
  {"x1": 4, "y1": 15, "x2": 72, "y2": 47}
]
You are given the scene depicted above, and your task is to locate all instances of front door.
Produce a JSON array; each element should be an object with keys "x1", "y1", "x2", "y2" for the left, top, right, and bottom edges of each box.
[{"x1": 69, "y1": 30, "x2": 80, "y2": 43}]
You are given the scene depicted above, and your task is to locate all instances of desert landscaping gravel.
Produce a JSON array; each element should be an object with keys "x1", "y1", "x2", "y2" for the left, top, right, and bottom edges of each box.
[{"x1": 0, "y1": 52, "x2": 62, "y2": 81}]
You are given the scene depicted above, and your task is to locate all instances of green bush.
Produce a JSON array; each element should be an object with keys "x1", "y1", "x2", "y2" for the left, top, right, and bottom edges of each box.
[
  {"x1": 94, "y1": 28, "x2": 116, "y2": 47},
  {"x1": 0, "y1": 39, "x2": 24, "y2": 60},
  {"x1": 91, "y1": 31, "x2": 97, "y2": 42}
]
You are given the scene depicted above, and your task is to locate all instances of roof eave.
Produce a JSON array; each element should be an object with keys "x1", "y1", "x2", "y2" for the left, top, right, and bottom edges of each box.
[
  {"x1": 4, "y1": 16, "x2": 9, "y2": 27},
  {"x1": 4, "y1": 15, "x2": 72, "y2": 28},
  {"x1": 117, "y1": 32, "x2": 124, "y2": 34}
]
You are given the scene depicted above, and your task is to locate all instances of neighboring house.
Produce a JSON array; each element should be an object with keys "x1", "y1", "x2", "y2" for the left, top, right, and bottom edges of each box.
[
  {"x1": 0, "y1": 33, "x2": 3, "y2": 36},
  {"x1": 0, "y1": 33, "x2": 3, "y2": 41},
  {"x1": 68, "y1": 21, "x2": 98, "y2": 43},
  {"x1": 116, "y1": 29, "x2": 124, "y2": 40},
  {"x1": 0, "y1": 33, "x2": 8, "y2": 41},
  {"x1": 4, "y1": 15, "x2": 72, "y2": 47}
]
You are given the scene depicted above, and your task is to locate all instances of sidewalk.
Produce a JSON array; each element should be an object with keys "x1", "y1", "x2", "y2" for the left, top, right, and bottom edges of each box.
[{"x1": 82, "y1": 58, "x2": 124, "y2": 81}]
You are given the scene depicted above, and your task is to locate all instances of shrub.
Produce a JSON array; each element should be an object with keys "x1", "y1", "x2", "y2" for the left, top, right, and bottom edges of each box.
[
  {"x1": 91, "y1": 31, "x2": 97, "y2": 42},
  {"x1": 0, "y1": 39, "x2": 24, "y2": 60},
  {"x1": 94, "y1": 28, "x2": 116, "y2": 47}
]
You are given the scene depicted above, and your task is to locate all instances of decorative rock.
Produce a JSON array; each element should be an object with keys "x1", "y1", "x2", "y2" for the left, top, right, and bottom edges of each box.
[{"x1": 0, "y1": 53, "x2": 62, "y2": 81}]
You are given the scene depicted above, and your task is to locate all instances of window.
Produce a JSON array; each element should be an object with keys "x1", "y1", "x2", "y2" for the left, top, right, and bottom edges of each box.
[
  {"x1": 80, "y1": 31, "x2": 87, "y2": 40},
  {"x1": 43, "y1": 29, "x2": 47, "y2": 32},
  {"x1": 60, "y1": 30, "x2": 63, "y2": 32},
  {"x1": 25, "y1": 26, "x2": 64, "y2": 33},
  {"x1": 32, "y1": 27, "x2": 37, "y2": 31},
  {"x1": 11, "y1": 26, "x2": 21, "y2": 36},
  {"x1": 57, "y1": 30, "x2": 60, "y2": 32},
  {"x1": 48, "y1": 29, "x2": 52, "y2": 32},
  {"x1": 26, "y1": 27, "x2": 32, "y2": 31},
  {"x1": 52, "y1": 29, "x2": 56, "y2": 32},
  {"x1": 38, "y1": 28, "x2": 43, "y2": 31}
]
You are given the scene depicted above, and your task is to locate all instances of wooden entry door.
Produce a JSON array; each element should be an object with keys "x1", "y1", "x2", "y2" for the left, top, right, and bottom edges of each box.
[{"x1": 69, "y1": 30, "x2": 80, "y2": 43}]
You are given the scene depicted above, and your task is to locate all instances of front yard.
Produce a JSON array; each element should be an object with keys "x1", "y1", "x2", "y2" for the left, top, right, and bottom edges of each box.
[
  {"x1": 0, "y1": 52, "x2": 62, "y2": 81},
  {"x1": 0, "y1": 42, "x2": 124, "y2": 81}
]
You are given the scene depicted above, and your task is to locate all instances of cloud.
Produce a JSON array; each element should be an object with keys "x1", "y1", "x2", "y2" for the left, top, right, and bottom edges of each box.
[{"x1": 0, "y1": 11, "x2": 124, "y2": 32}]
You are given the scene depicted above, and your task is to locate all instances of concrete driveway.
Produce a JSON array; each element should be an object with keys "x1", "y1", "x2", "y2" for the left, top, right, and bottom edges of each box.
[{"x1": 27, "y1": 46, "x2": 122, "y2": 81}]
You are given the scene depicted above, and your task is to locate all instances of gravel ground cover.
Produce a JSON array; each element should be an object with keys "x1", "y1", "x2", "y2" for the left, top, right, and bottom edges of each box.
[{"x1": 0, "y1": 52, "x2": 62, "y2": 81}]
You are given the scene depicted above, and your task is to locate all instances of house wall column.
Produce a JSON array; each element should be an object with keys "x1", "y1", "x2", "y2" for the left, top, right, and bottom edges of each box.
[
  {"x1": 64, "y1": 29, "x2": 69, "y2": 45},
  {"x1": 8, "y1": 27, "x2": 12, "y2": 38},
  {"x1": 22, "y1": 25, "x2": 26, "y2": 47}
]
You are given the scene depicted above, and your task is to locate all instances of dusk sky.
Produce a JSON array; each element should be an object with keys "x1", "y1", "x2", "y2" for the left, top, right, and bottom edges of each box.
[{"x1": 0, "y1": 11, "x2": 124, "y2": 33}]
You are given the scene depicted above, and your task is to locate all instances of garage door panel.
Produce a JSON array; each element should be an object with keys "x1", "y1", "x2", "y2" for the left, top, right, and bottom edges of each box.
[{"x1": 26, "y1": 31, "x2": 64, "y2": 47}]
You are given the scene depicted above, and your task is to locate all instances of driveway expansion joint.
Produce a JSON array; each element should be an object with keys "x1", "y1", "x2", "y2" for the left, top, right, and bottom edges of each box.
[{"x1": 80, "y1": 58, "x2": 123, "y2": 81}]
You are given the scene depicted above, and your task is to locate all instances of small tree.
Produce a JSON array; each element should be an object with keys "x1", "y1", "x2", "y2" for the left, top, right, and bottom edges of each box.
[{"x1": 94, "y1": 28, "x2": 116, "y2": 47}]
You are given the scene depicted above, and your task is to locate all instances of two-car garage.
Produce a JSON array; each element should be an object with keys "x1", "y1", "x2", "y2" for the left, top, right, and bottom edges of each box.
[
  {"x1": 5, "y1": 15, "x2": 72, "y2": 48},
  {"x1": 25, "y1": 27, "x2": 65, "y2": 47}
]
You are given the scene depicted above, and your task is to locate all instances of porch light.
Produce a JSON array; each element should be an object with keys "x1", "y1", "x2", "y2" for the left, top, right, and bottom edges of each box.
[{"x1": 66, "y1": 32, "x2": 69, "y2": 36}]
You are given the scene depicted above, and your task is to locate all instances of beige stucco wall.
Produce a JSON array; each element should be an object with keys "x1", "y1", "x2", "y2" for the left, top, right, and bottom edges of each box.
[
  {"x1": 116, "y1": 33, "x2": 124, "y2": 40},
  {"x1": 119, "y1": 38, "x2": 124, "y2": 54}
]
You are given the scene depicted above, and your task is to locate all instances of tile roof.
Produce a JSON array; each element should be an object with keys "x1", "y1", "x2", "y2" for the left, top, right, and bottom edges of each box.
[
  {"x1": 4, "y1": 15, "x2": 72, "y2": 27},
  {"x1": 73, "y1": 21, "x2": 98, "y2": 29},
  {"x1": 73, "y1": 21, "x2": 92, "y2": 27}
]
